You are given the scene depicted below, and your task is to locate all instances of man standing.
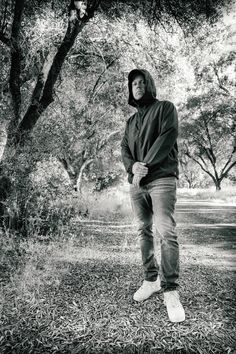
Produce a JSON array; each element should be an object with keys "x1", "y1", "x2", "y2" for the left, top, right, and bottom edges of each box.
[{"x1": 121, "y1": 69, "x2": 185, "y2": 323}]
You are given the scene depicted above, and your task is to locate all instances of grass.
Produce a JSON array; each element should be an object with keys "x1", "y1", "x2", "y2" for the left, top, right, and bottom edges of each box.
[
  {"x1": 0, "y1": 195, "x2": 235, "y2": 353},
  {"x1": 0, "y1": 209, "x2": 236, "y2": 354}
]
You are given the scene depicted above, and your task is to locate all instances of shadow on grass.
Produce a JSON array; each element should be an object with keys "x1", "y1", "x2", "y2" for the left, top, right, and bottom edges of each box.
[
  {"x1": 77, "y1": 221, "x2": 236, "y2": 273},
  {"x1": 1, "y1": 253, "x2": 235, "y2": 354}
]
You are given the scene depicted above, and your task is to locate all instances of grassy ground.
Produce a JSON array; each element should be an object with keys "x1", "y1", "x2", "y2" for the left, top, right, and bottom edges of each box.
[{"x1": 0, "y1": 204, "x2": 236, "y2": 354}]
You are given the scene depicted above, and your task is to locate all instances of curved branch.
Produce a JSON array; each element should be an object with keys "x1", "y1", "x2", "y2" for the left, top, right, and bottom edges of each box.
[
  {"x1": 92, "y1": 56, "x2": 120, "y2": 96},
  {"x1": 98, "y1": 130, "x2": 120, "y2": 151},
  {"x1": 76, "y1": 158, "x2": 94, "y2": 192},
  {"x1": 185, "y1": 149, "x2": 216, "y2": 183},
  {"x1": 220, "y1": 160, "x2": 236, "y2": 180}
]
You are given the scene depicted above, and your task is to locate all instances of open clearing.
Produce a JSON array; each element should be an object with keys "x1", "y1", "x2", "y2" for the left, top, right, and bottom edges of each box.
[{"x1": 0, "y1": 200, "x2": 235, "y2": 353}]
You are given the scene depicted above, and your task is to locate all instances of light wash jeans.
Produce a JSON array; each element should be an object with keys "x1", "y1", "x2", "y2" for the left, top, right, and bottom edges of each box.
[{"x1": 130, "y1": 177, "x2": 179, "y2": 291}]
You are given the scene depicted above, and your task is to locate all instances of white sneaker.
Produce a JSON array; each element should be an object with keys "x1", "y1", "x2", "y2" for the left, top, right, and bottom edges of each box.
[
  {"x1": 164, "y1": 290, "x2": 185, "y2": 323},
  {"x1": 133, "y1": 277, "x2": 161, "y2": 302}
]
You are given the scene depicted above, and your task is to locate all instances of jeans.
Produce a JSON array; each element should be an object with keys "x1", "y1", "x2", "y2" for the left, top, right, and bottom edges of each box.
[{"x1": 130, "y1": 177, "x2": 179, "y2": 291}]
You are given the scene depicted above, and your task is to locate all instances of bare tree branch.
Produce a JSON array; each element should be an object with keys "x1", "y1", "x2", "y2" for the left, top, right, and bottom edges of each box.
[
  {"x1": 185, "y1": 147, "x2": 216, "y2": 183},
  {"x1": 220, "y1": 145, "x2": 236, "y2": 176},
  {"x1": 221, "y1": 160, "x2": 236, "y2": 180},
  {"x1": 76, "y1": 158, "x2": 94, "y2": 192},
  {"x1": 92, "y1": 56, "x2": 120, "y2": 96},
  {"x1": 98, "y1": 130, "x2": 120, "y2": 151},
  {"x1": 202, "y1": 116, "x2": 216, "y2": 164},
  {"x1": 198, "y1": 154, "x2": 207, "y2": 167}
]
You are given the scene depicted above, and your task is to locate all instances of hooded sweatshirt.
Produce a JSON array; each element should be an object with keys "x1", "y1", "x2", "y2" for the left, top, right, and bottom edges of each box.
[{"x1": 121, "y1": 69, "x2": 179, "y2": 185}]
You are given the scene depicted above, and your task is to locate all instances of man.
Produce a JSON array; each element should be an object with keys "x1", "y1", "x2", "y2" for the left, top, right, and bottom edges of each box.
[{"x1": 121, "y1": 69, "x2": 185, "y2": 323}]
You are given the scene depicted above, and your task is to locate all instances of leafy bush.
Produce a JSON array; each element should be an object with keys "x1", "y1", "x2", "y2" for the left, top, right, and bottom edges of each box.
[
  {"x1": 84, "y1": 187, "x2": 132, "y2": 220},
  {"x1": 93, "y1": 171, "x2": 121, "y2": 192},
  {"x1": 26, "y1": 192, "x2": 77, "y2": 236},
  {"x1": 0, "y1": 231, "x2": 27, "y2": 282},
  {"x1": 3, "y1": 156, "x2": 89, "y2": 237}
]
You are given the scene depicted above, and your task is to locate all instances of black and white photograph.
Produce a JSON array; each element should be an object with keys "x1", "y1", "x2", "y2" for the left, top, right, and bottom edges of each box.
[{"x1": 0, "y1": 0, "x2": 235, "y2": 353}]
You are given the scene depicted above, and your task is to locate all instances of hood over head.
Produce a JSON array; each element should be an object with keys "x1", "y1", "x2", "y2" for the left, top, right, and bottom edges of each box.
[{"x1": 128, "y1": 69, "x2": 157, "y2": 107}]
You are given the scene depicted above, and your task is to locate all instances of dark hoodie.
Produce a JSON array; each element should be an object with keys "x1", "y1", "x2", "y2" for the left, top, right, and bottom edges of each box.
[{"x1": 121, "y1": 69, "x2": 179, "y2": 185}]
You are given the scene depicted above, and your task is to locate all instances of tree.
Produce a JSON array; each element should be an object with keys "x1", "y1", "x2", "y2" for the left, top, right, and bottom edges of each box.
[
  {"x1": 179, "y1": 13, "x2": 236, "y2": 190},
  {"x1": 178, "y1": 151, "x2": 212, "y2": 188},
  {"x1": 0, "y1": 0, "x2": 101, "y2": 231},
  {"x1": 180, "y1": 91, "x2": 235, "y2": 190}
]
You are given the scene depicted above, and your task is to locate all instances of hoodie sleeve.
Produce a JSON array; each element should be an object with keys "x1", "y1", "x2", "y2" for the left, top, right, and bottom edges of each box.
[
  {"x1": 121, "y1": 121, "x2": 135, "y2": 174},
  {"x1": 143, "y1": 101, "x2": 178, "y2": 167}
]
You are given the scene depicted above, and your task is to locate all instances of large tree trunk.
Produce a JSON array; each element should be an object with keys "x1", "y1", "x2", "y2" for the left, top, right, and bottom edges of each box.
[
  {"x1": 0, "y1": 0, "x2": 101, "y2": 232},
  {"x1": 215, "y1": 179, "x2": 222, "y2": 191},
  {"x1": 0, "y1": 129, "x2": 38, "y2": 234}
]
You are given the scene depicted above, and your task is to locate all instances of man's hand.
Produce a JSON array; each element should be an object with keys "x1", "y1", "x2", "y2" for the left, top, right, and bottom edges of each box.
[
  {"x1": 132, "y1": 162, "x2": 148, "y2": 187},
  {"x1": 132, "y1": 162, "x2": 148, "y2": 177},
  {"x1": 132, "y1": 174, "x2": 143, "y2": 187}
]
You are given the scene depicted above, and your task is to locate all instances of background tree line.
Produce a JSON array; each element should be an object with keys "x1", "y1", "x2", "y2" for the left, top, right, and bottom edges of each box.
[{"x1": 0, "y1": 0, "x2": 235, "y2": 235}]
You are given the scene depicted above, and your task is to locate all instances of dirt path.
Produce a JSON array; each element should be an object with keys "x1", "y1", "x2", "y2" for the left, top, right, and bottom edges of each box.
[
  {"x1": 76, "y1": 200, "x2": 236, "y2": 272},
  {"x1": 177, "y1": 200, "x2": 236, "y2": 271}
]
